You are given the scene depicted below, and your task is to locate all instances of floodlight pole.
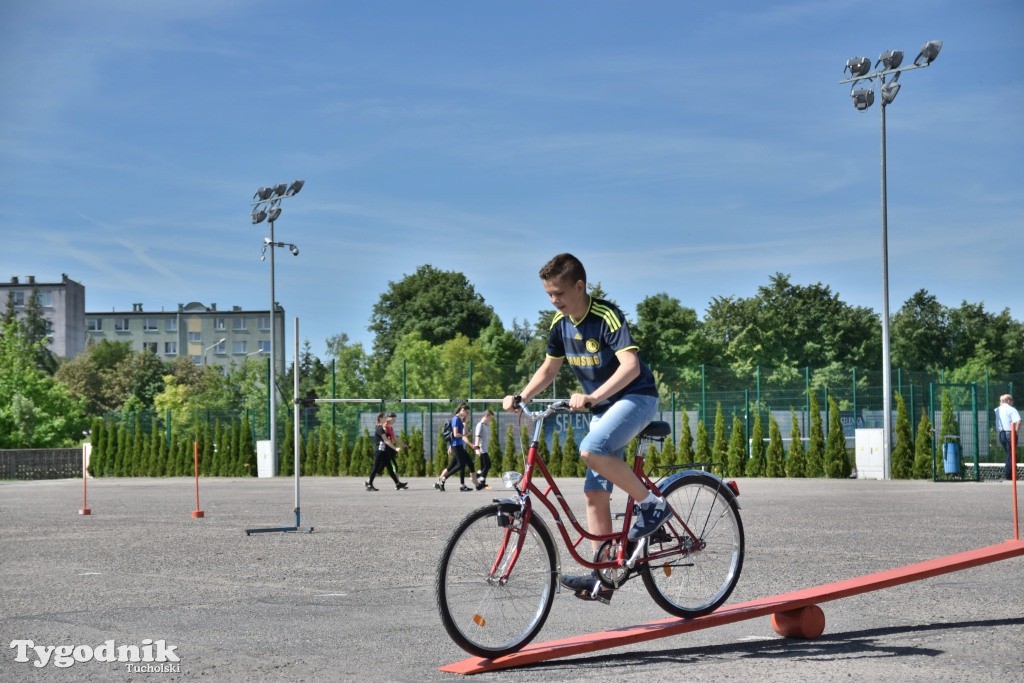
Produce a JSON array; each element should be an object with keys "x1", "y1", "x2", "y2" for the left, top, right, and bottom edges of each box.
[
  {"x1": 879, "y1": 100, "x2": 893, "y2": 480},
  {"x1": 250, "y1": 181, "x2": 304, "y2": 475},
  {"x1": 839, "y1": 45, "x2": 940, "y2": 480}
]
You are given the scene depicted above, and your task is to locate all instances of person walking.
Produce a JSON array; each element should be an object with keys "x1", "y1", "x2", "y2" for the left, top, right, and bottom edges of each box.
[
  {"x1": 502, "y1": 252, "x2": 668, "y2": 604},
  {"x1": 434, "y1": 404, "x2": 478, "y2": 492},
  {"x1": 472, "y1": 409, "x2": 495, "y2": 490},
  {"x1": 994, "y1": 394, "x2": 1021, "y2": 481},
  {"x1": 368, "y1": 412, "x2": 408, "y2": 491}
]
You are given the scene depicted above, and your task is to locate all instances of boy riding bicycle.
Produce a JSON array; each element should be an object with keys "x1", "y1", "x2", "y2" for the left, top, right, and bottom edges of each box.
[{"x1": 502, "y1": 252, "x2": 672, "y2": 602}]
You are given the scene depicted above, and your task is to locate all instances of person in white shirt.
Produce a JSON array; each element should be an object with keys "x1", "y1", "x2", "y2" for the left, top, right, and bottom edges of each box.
[
  {"x1": 994, "y1": 394, "x2": 1020, "y2": 481},
  {"x1": 472, "y1": 410, "x2": 494, "y2": 490}
]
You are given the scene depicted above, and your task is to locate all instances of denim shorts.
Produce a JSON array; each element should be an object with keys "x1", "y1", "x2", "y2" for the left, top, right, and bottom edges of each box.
[{"x1": 579, "y1": 394, "x2": 659, "y2": 493}]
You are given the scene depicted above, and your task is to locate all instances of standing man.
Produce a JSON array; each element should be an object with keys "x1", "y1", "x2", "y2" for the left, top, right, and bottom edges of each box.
[
  {"x1": 994, "y1": 394, "x2": 1020, "y2": 481},
  {"x1": 502, "y1": 253, "x2": 669, "y2": 604}
]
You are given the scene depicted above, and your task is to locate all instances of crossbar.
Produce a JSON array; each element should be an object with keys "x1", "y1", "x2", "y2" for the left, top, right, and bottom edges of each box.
[{"x1": 440, "y1": 538, "x2": 1024, "y2": 675}]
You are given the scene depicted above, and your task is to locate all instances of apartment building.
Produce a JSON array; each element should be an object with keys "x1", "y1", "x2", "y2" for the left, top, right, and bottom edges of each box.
[
  {"x1": 85, "y1": 301, "x2": 286, "y2": 373},
  {"x1": 0, "y1": 274, "x2": 87, "y2": 360}
]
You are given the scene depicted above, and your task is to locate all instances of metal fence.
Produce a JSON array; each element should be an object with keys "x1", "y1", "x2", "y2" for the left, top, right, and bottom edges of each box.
[{"x1": 1, "y1": 448, "x2": 82, "y2": 480}]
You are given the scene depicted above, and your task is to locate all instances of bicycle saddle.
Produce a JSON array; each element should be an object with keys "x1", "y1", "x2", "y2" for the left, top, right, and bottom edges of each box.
[{"x1": 639, "y1": 421, "x2": 670, "y2": 438}]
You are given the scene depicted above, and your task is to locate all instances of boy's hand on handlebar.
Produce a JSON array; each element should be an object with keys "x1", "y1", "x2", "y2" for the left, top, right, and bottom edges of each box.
[
  {"x1": 502, "y1": 395, "x2": 520, "y2": 412},
  {"x1": 568, "y1": 393, "x2": 593, "y2": 412}
]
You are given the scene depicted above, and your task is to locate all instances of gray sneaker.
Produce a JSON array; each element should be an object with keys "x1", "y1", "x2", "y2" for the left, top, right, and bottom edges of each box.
[{"x1": 628, "y1": 498, "x2": 673, "y2": 541}]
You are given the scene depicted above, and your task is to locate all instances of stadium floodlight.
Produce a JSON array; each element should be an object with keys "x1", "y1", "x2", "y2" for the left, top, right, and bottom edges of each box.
[
  {"x1": 272, "y1": 182, "x2": 288, "y2": 197},
  {"x1": 254, "y1": 187, "x2": 274, "y2": 201},
  {"x1": 285, "y1": 179, "x2": 305, "y2": 197},
  {"x1": 251, "y1": 208, "x2": 268, "y2": 224},
  {"x1": 844, "y1": 57, "x2": 872, "y2": 79},
  {"x1": 881, "y1": 81, "x2": 901, "y2": 105},
  {"x1": 914, "y1": 40, "x2": 942, "y2": 66},
  {"x1": 851, "y1": 88, "x2": 875, "y2": 111},
  {"x1": 876, "y1": 50, "x2": 904, "y2": 71}
]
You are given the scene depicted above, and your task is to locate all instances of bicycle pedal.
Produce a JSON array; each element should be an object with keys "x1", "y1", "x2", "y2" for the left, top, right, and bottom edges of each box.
[{"x1": 572, "y1": 583, "x2": 614, "y2": 604}]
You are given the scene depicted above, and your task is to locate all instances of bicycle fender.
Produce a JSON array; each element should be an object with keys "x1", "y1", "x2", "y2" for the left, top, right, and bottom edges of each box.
[{"x1": 660, "y1": 469, "x2": 742, "y2": 509}]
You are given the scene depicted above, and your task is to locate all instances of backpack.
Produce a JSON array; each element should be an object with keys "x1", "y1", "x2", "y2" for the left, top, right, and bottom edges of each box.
[{"x1": 441, "y1": 420, "x2": 454, "y2": 444}]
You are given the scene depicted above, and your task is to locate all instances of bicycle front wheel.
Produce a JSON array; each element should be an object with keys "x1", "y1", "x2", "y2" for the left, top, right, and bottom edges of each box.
[
  {"x1": 641, "y1": 473, "x2": 744, "y2": 618},
  {"x1": 436, "y1": 504, "x2": 557, "y2": 658}
]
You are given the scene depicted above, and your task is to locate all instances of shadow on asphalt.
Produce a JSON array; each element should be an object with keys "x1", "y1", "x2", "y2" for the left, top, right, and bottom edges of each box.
[{"x1": 517, "y1": 616, "x2": 1024, "y2": 672}]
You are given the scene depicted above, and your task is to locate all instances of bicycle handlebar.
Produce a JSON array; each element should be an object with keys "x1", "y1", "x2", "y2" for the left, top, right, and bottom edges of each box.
[{"x1": 512, "y1": 396, "x2": 572, "y2": 422}]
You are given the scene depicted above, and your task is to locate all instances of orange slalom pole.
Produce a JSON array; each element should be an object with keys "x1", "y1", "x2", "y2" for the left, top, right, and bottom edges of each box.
[
  {"x1": 78, "y1": 448, "x2": 91, "y2": 515},
  {"x1": 191, "y1": 441, "x2": 205, "y2": 519}
]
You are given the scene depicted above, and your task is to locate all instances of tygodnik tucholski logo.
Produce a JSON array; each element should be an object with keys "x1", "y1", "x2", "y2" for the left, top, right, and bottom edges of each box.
[{"x1": 9, "y1": 639, "x2": 181, "y2": 672}]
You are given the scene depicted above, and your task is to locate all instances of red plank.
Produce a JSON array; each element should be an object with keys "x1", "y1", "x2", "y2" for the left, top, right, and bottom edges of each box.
[{"x1": 440, "y1": 539, "x2": 1024, "y2": 675}]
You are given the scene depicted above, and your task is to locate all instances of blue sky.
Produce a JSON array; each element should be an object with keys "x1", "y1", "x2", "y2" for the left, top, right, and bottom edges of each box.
[{"x1": 3, "y1": 1, "x2": 1022, "y2": 361}]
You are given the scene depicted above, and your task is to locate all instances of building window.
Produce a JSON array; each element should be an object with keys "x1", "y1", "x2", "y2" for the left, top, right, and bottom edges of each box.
[
  {"x1": 11, "y1": 292, "x2": 25, "y2": 307},
  {"x1": 165, "y1": 341, "x2": 178, "y2": 355},
  {"x1": 143, "y1": 342, "x2": 157, "y2": 354},
  {"x1": 214, "y1": 340, "x2": 227, "y2": 355},
  {"x1": 232, "y1": 340, "x2": 247, "y2": 355},
  {"x1": 38, "y1": 291, "x2": 53, "y2": 308},
  {"x1": 115, "y1": 318, "x2": 130, "y2": 331},
  {"x1": 214, "y1": 317, "x2": 226, "y2": 331},
  {"x1": 232, "y1": 318, "x2": 247, "y2": 331},
  {"x1": 258, "y1": 316, "x2": 270, "y2": 331},
  {"x1": 188, "y1": 332, "x2": 201, "y2": 343},
  {"x1": 87, "y1": 318, "x2": 102, "y2": 331},
  {"x1": 143, "y1": 318, "x2": 158, "y2": 331},
  {"x1": 258, "y1": 340, "x2": 271, "y2": 354},
  {"x1": 192, "y1": 355, "x2": 202, "y2": 366},
  {"x1": 165, "y1": 318, "x2": 177, "y2": 332}
]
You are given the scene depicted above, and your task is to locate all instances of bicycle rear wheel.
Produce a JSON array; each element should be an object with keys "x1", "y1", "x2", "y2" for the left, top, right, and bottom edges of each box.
[
  {"x1": 436, "y1": 504, "x2": 557, "y2": 658},
  {"x1": 641, "y1": 473, "x2": 744, "y2": 618}
]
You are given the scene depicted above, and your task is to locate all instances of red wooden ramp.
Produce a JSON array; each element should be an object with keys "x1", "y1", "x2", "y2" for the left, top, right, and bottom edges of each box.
[{"x1": 440, "y1": 538, "x2": 1024, "y2": 675}]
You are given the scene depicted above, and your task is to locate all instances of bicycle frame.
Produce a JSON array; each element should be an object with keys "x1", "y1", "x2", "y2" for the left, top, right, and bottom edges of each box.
[{"x1": 494, "y1": 401, "x2": 699, "y2": 582}]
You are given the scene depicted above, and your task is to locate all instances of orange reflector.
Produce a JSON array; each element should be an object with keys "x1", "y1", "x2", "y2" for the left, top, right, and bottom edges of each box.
[
  {"x1": 663, "y1": 563, "x2": 672, "y2": 577},
  {"x1": 473, "y1": 614, "x2": 486, "y2": 627}
]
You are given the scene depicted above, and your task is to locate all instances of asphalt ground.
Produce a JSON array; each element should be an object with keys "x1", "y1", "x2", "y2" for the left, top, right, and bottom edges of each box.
[{"x1": 1, "y1": 475, "x2": 1022, "y2": 682}]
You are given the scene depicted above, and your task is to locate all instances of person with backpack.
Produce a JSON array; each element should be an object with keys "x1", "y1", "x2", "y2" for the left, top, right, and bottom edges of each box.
[{"x1": 434, "y1": 404, "x2": 478, "y2": 492}]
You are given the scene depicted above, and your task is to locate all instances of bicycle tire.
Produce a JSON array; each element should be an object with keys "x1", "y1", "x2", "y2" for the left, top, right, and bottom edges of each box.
[
  {"x1": 436, "y1": 503, "x2": 557, "y2": 658},
  {"x1": 640, "y1": 473, "x2": 744, "y2": 618}
]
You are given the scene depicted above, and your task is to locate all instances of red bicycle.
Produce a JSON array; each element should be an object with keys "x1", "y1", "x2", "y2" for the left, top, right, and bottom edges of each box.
[{"x1": 436, "y1": 400, "x2": 744, "y2": 657}]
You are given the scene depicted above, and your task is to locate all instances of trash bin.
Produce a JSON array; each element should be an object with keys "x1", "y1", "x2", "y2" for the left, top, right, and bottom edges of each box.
[{"x1": 942, "y1": 437, "x2": 961, "y2": 475}]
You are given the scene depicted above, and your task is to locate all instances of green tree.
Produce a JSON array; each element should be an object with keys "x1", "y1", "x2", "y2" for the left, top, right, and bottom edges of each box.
[
  {"x1": 785, "y1": 408, "x2": 806, "y2": 478},
  {"x1": 711, "y1": 403, "x2": 727, "y2": 470},
  {"x1": 891, "y1": 392, "x2": 914, "y2": 479},
  {"x1": 746, "y1": 411, "x2": 765, "y2": 477},
  {"x1": 633, "y1": 293, "x2": 707, "y2": 391},
  {"x1": 240, "y1": 413, "x2": 256, "y2": 476},
  {"x1": 824, "y1": 397, "x2": 850, "y2": 478},
  {"x1": 726, "y1": 415, "x2": 746, "y2": 477},
  {"x1": 695, "y1": 419, "x2": 711, "y2": 465},
  {"x1": 913, "y1": 409, "x2": 934, "y2": 479},
  {"x1": 369, "y1": 265, "x2": 496, "y2": 362},
  {"x1": 805, "y1": 392, "x2": 825, "y2": 477},
  {"x1": 678, "y1": 410, "x2": 695, "y2": 463},
  {"x1": 0, "y1": 319, "x2": 84, "y2": 447},
  {"x1": 766, "y1": 416, "x2": 785, "y2": 477},
  {"x1": 279, "y1": 414, "x2": 294, "y2": 477},
  {"x1": 88, "y1": 418, "x2": 105, "y2": 477},
  {"x1": 890, "y1": 290, "x2": 948, "y2": 373}
]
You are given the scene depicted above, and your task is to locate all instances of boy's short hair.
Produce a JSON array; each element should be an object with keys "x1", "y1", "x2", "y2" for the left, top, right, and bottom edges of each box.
[{"x1": 539, "y1": 253, "x2": 586, "y2": 286}]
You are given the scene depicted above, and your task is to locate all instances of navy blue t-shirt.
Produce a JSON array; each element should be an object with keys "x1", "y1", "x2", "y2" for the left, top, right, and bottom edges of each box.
[{"x1": 546, "y1": 296, "x2": 657, "y2": 412}]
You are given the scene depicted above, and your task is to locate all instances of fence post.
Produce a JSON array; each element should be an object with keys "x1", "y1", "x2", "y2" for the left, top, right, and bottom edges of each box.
[
  {"x1": 700, "y1": 364, "x2": 707, "y2": 425},
  {"x1": 852, "y1": 367, "x2": 857, "y2": 426},
  {"x1": 744, "y1": 389, "x2": 751, "y2": 459}
]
